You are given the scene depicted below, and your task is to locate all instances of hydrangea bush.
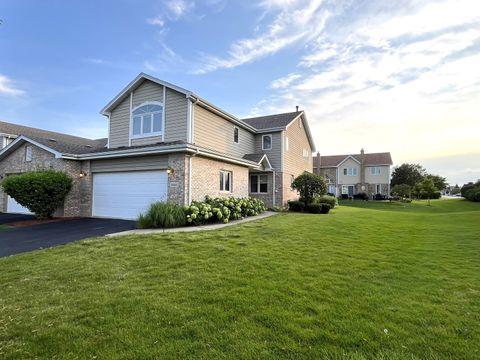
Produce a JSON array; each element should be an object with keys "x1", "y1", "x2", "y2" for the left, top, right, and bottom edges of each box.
[{"x1": 185, "y1": 196, "x2": 266, "y2": 225}]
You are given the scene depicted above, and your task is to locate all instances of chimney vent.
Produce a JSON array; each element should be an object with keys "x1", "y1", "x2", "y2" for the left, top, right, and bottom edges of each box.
[{"x1": 296, "y1": 105, "x2": 299, "y2": 112}]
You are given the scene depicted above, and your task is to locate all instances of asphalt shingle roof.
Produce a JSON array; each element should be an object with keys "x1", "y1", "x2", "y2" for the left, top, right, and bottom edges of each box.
[
  {"x1": 242, "y1": 112, "x2": 301, "y2": 130},
  {"x1": 242, "y1": 153, "x2": 266, "y2": 163},
  {"x1": 0, "y1": 121, "x2": 107, "y2": 154},
  {"x1": 317, "y1": 152, "x2": 393, "y2": 167}
]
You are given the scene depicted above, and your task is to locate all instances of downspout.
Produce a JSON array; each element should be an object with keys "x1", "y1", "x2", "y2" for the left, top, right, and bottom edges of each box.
[{"x1": 272, "y1": 169, "x2": 276, "y2": 207}]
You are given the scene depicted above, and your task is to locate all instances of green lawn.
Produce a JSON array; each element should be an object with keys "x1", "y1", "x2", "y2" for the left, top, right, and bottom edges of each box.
[{"x1": 1, "y1": 199, "x2": 479, "y2": 359}]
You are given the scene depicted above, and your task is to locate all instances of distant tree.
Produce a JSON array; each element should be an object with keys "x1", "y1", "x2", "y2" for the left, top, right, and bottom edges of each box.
[
  {"x1": 291, "y1": 172, "x2": 327, "y2": 205},
  {"x1": 391, "y1": 163, "x2": 426, "y2": 188},
  {"x1": 391, "y1": 184, "x2": 412, "y2": 198},
  {"x1": 451, "y1": 184, "x2": 461, "y2": 195},
  {"x1": 413, "y1": 178, "x2": 438, "y2": 206},
  {"x1": 425, "y1": 174, "x2": 447, "y2": 191}
]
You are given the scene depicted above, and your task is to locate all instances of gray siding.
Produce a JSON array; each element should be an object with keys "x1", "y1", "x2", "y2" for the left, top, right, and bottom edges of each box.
[
  {"x1": 165, "y1": 88, "x2": 188, "y2": 143},
  {"x1": 194, "y1": 105, "x2": 255, "y2": 158},
  {"x1": 91, "y1": 155, "x2": 169, "y2": 173},
  {"x1": 108, "y1": 79, "x2": 188, "y2": 148},
  {"x1": 254, "y1": 132, "x2": 282, "y2": 170},
  {"x1": 132, "y1": 80, "x2": 164, "y2": 108},
  {"x1": 109, "y1": 96, "x2": 130, "y2": 148}
]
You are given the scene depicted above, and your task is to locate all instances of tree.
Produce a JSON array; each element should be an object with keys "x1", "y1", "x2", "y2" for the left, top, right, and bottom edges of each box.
[
  {"x1": 450, "y1": 184, "x2": 461, "y2": 195},
  {"x1": 414, "y1": 178, "x2": 437, "y2": 205},
  {"x1": 291, "y1": 172, "x2": 327, "y2": 205},
  {"x1": 391, "y1": 163, "x2": 426, "y2": 188},
  {"x1": 425, "y1": 174, "x2": 447, "y2": 191},
  {"x1": 391, "y1": 184, "x2": 412, "y2": 198},
  {"x1": 1, "y1": 170, "x2": 72, "y2": 219}
]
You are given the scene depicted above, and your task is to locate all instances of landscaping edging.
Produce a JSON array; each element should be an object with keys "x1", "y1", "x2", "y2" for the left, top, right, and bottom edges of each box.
[{"x1": 106, "y1": 211, "x2": 277, "y2": 237}]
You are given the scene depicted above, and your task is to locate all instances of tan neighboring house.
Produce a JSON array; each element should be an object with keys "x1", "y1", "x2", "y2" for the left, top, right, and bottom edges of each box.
[
  {"x1": 0, "y1": 73, "x2": 315, "y2": 219},
  {"x1": 313, "y1": 149, "x2": 393, "y2": 197}
]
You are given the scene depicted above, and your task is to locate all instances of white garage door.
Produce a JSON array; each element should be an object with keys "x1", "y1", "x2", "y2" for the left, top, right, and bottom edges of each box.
[
  {"x1": 7, "y1": 196, "x2": 33, "y2": 214},
  {"x1": 92, "y1": 171, "x2": 168, "y2": 219}
]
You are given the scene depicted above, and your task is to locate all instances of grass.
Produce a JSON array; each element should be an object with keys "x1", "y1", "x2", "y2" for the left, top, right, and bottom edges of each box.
[{"x1": 0, "y1": 199, "x2": 479, "y2": 359}]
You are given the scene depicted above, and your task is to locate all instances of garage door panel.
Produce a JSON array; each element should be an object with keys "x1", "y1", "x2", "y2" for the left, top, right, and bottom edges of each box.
[
  {"x1": 92, "y1": 171, "x2": 168, "y2": 219},
  {"x1": 7, "y1": 196, "x2": 33, "y2": 215}
]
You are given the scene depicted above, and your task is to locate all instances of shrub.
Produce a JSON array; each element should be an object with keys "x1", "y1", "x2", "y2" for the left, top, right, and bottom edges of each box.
[
  {"x1": 462, "y1": 181, "x2": 480, "y2": 202},
  {"x1": 1, "y1": 170, "x2": 72, "y2": 219},
  {"x1": 391, "y1": 184, "x2": 412, "y2": 198},
  {"x1": 315, "y1": 195, "x2": 337, "y2": 209},
  {"x1": 185, "y1": 196, "x2": 266, "y2": 225},
  {"x1": 353, "y1": 192, "x2": 368, "y2": 200},
  {"x1": 291, "y1": 172, "x2": 327, "y2": 205},
  {"x1": 374, "y1": 193, "x2": 387, "y2": 200},
  {"x1": 137, "y1": 202, "x2": 186, "y2": 229},
  {"x1": 320, "y1": 203, "x2": 331, "y2": 214},
  {"x1": 288, "y1": 200, "x2": 305, "y2": 212},
  {"x1": 305, "y1": 203, "x2": 322, "y2": 213},
  {"x1": 341, "y1": 194, "x2": 349, "y2": 200}
]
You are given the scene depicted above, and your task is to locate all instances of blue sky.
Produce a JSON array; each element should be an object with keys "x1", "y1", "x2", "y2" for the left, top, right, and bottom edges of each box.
[{"x1": 0, "y1": 0, "x2": 479, "y2": 185}]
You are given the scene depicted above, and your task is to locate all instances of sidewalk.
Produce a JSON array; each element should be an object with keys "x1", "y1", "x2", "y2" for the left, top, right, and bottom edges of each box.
[{"x1": 106, "y1": 211, "x2": 277, "y2": 237}]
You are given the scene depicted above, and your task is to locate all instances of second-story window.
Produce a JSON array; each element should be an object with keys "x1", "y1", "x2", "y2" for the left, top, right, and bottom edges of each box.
[
  {"x1": 132, "y1": 103, "x2": 163, "y2": 138},
  {"x1": 262, "y1": 134, "x2": 272, "y2": 150},
  {"x1": 234, "y1": 127, "x2": 239, "y2": 143},
  {"x1": 343, "y1": 168, "x2": 357, "y2": 176},
  {"x1": 303, "y1": 149, "x2": 309, "y2": 160},
  {"x1": 371, "y1": 167, "x2": 381, "y2": 175}
]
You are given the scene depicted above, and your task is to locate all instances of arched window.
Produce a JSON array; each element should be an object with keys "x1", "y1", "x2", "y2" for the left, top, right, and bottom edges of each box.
[{"x1": 131, "y1": 103, "x2": 163, "y2": 138}]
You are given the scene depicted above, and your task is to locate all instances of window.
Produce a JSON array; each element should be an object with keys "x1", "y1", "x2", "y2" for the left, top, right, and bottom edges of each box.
[
  {"x1": 371, "y1": 167, "x2": 381, "y2": 175},
  {"x1": 343, "y1": 168, "x2": 357, "y2": 176},
  {"x1": 376, "y1": 184, "x2": 382, "y2": 194},
  {"x1": 250, "y1": 174, "x2": 268, "y2": 193},
  {"x1": 131, "y1": 103, "x2": 163, "y2": 138},
  {"x1": 25, "y1": 145, "x2": 32, "y2": 162},
  {"x1": 220, "y1": 170, "x2": 232, "y2": 192},
  {"x1": 303, "y1": 149, "x2": 309, "y2": 160},
  {"x1": 233, "y1": 127, "x2": 239, "y2": 143},
  {"x1": 285, "y1": 136, "x2": 289, "y2": 151},
  {"x1": 262, "y1": 134, "x2": 272, "y2": 150}
]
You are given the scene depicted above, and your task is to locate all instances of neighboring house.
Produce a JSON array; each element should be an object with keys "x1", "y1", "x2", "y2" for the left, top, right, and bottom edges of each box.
[
  {"x1": 313, "y1": 149, "x2": 393, "y2": 197},
  {"x1": 0, "y1": 73, "x2": 315, "y2": 219},
  {"x1": 1, "y1": 126, "x2": 18, "y2": 149}
]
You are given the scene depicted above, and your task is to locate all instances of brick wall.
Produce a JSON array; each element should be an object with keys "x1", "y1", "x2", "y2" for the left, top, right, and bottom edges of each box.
[
  {"x1": 0, "y1": 142, "x2": 87, "y2": 216},
  {"x1": 191, "y1": 156, "x2": 248, "y2": 202}
]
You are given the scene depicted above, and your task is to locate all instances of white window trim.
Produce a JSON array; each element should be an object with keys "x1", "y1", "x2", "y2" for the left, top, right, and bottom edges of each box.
[
  {"x1": 130, "y1": 101, "x2": 165, "y2": 140},
  {"x1": 233, "y1": 126, "x2": 239, "y2": 144},
  {"x1": 343, "y1": 167, "x2": 358, "y2": 176},
  {"x1": 285, "y1": 136, "x2": 289, "y2": 151},
  {"x1": 371, "y1": 167, "x2": 381, "y2": 175},
  {"x1": 250, "y1": 174, "x2": 268, "y2": 194},
  {"x1": 262, "y1": 134, "x2": 272, "y2": 150},
  {"x1": 25, "y1": 145, "x2": 32, "y2": 162},
  {"x1": 220, "y1": 170, "x2": 233, "y2": 193}
]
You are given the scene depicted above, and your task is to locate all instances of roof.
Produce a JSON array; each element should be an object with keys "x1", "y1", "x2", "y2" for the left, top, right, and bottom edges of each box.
[
  {"x1": 317, "y1": 152, "x2": 393, "y2": 167},
  {"x1": 242, "y1": 153, "x2": 267, "y2": 163},
  {"x1": 0, "y1": 120, "x2": 107, "y2": 153},
  {"x1": 242, "y1": 112, "x2": 302, "y2": 130}
]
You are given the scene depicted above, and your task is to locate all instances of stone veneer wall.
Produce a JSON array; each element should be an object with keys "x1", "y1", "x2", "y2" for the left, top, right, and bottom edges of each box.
[
  {"x1": 190, "y1": 156, "x2": 249, "y2": 202},
  {"x1": 0, "y1": 143, "x2": 86, "y2": 216},
  {"x1": 167, "y1": 153, "x2": 188, "y2": 205}
]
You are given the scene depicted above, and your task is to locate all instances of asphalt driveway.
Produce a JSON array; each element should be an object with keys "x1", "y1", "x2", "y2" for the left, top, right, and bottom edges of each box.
[{"x1": 0, "y1": 214, "x2": 136, "y2": 257}]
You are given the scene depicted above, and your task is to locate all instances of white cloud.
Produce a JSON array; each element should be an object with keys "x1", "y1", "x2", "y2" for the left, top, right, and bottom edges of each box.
[
  {"x1": 166, "y1": 0, "x2": 194, "y2": 19},
  {"x1": 146, "y1": 16, "x2": 165, "y2": 27},
  {"x1": 270, "y1": 73, "x2": 301, "y2": 89},
  {"x1": 194, "y1": 0, "x2": 330, "y2": 74},
  {"x1": 0, "y1": 74, "x2": 24, "y2": 96},
  {"x1": 249, "y1": 0, "x2": 480, "y2": 183}
]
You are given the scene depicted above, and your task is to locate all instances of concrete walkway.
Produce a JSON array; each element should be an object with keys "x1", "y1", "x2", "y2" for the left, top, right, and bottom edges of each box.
[{"x1": 106, "y1": 211, "x2": 277, "y2": 237}]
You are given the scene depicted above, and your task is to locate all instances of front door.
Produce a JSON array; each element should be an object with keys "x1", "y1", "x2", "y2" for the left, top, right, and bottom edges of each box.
[{"x1": 348, "y1": 185, "x2": 354, "y2": 197}]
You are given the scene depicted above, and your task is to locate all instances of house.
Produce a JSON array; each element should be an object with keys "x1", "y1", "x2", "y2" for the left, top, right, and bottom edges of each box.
[
  {"x1": 0, "y1": 73, "x2": 315, "y2": 219},
  {"x1": 313, "y1": 149, "x2": 393, "y2": 197}
]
